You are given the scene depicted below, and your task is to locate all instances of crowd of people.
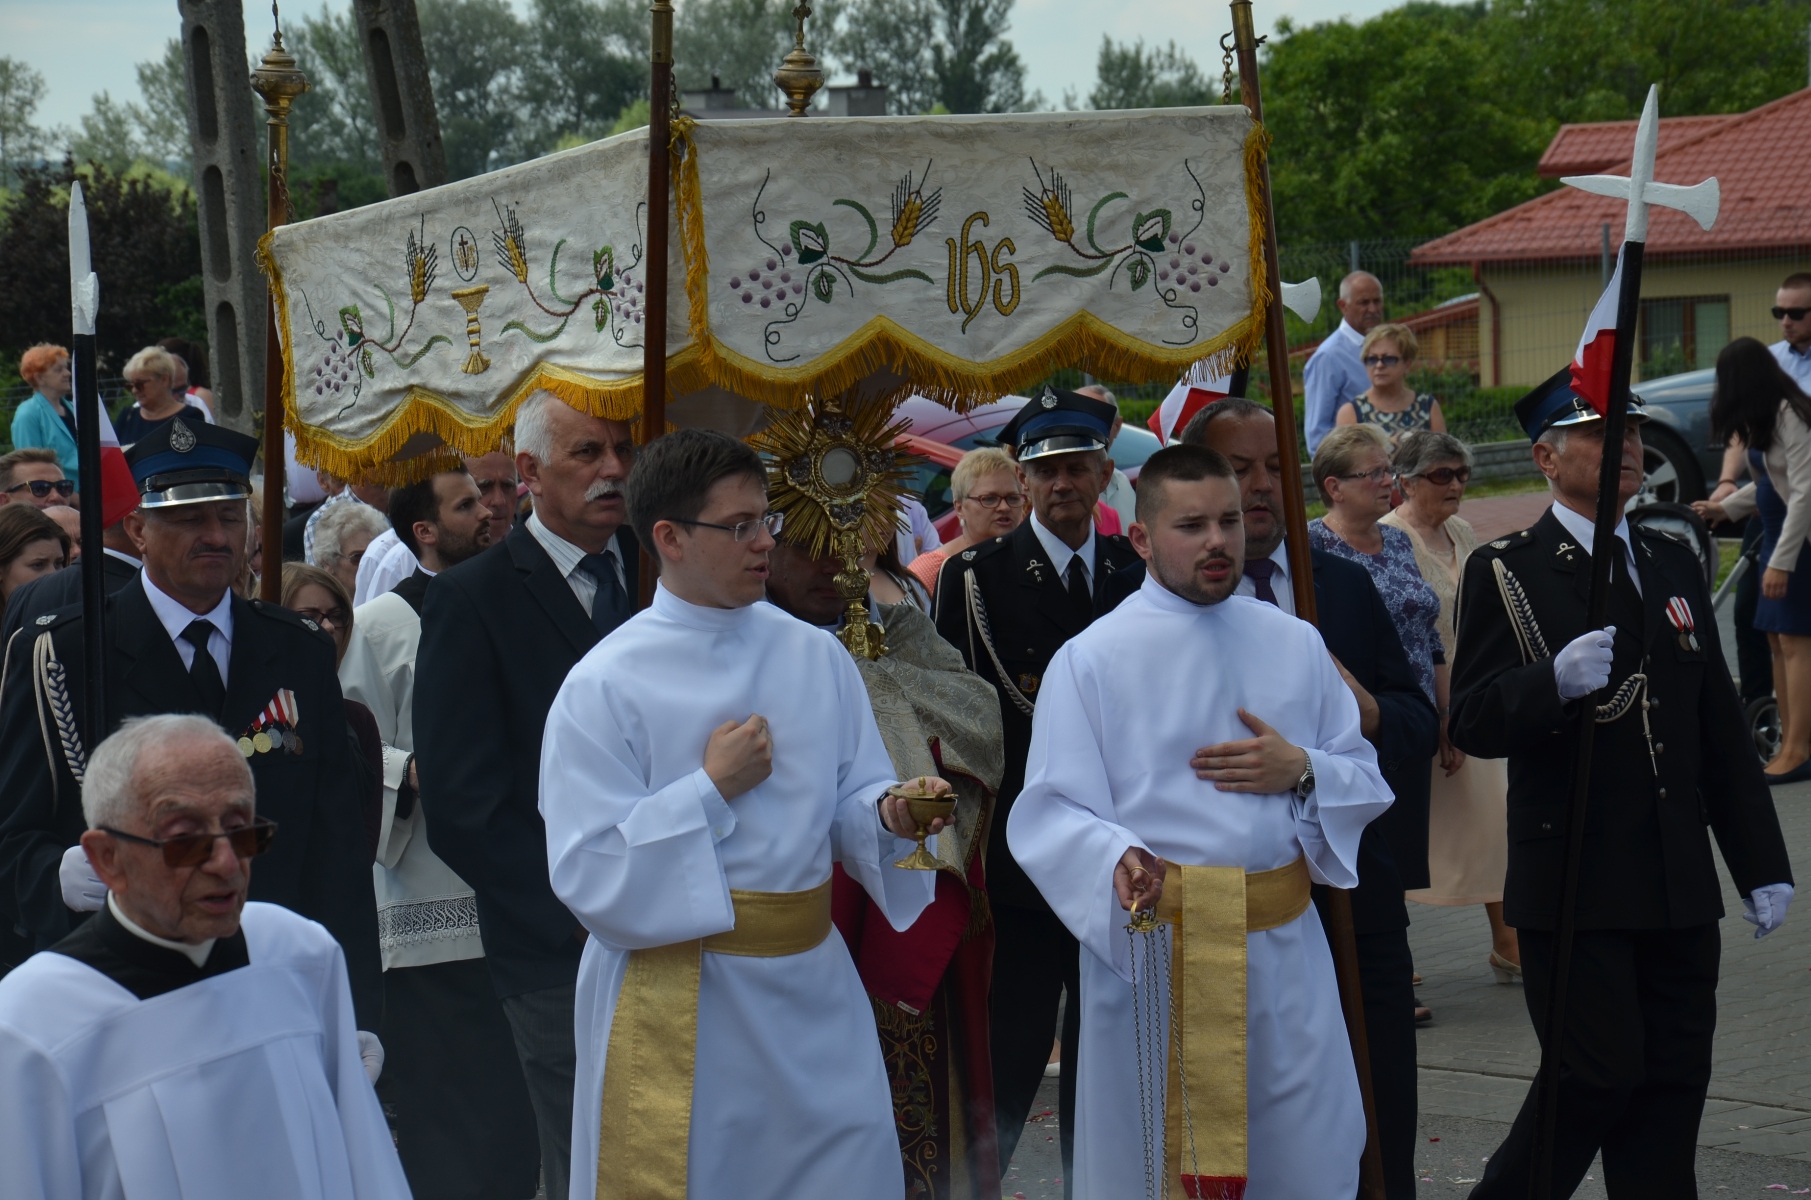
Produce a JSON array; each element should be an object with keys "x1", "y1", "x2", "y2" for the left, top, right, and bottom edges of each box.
[{"x1": 0, "y1": 267, "x2": 1801, "y2": 1200}]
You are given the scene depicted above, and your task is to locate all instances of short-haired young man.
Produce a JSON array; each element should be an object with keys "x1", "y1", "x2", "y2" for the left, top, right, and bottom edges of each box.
[
  {"x1": 0, "y1": 447, "x2": 73, "y2": 510},
  {"x1": 1008, "y1": 444, "x2": 1393, "y2": 1200},
  {"x1": 542, "y1": 428, "x2": 951, "y2": 1200}
]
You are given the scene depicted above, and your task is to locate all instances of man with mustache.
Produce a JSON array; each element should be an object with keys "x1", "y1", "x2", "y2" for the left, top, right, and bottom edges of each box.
[
  {"x1": 414, "y1": 390, "x2": 639, "y2": 1200},
  {"x1": 0, "y1": 417, "x2": 383, "y2": 1044},
  {"x1": 1009, "y1": 444, "x2": 1391, "y2": 1198}
]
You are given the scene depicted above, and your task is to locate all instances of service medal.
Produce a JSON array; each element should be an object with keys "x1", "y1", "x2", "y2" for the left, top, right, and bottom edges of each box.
[
  {"x1": 283, "y1": 731, "x2": 300, "y2": 754},
  {"x1": 1663, "y1": 595, "x2": 1698, "y2": 654},
  {"x1": 238, "y1": 736, "x2": 255, "y2": 757},
  {"x1": 253, "y1": 731, "x2": 273, "y2": 754}
]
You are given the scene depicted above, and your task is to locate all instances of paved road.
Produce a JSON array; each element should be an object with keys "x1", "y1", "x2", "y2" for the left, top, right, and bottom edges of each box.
[{"x1": 1002, "y1": 784, "x2": 1811, "y2": 1197}]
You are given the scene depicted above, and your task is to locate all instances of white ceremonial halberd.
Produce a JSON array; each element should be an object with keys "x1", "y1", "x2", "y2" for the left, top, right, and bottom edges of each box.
[
  {"x1": 1007, "y1": 571, "x2": 1394, "y2": 1200},
  {"x1": 540, "y1": 583, "x2": 934, "y2": 1200},
  {"x1": 0, "y1": 902, "x2": 410, "y2": 1200}
]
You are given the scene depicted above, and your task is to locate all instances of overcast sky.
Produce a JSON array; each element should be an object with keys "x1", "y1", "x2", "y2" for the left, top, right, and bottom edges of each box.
[{"x1": 7, "y1": 0, "x2": 1407, "y2": 132}]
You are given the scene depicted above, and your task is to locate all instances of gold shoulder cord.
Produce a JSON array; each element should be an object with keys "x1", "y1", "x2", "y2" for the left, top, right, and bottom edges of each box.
[{"x1": 963, "y1": 567, "x2": 1035, "y2": 716}]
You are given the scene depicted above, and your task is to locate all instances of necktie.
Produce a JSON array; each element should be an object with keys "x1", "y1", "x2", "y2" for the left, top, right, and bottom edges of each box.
[
  {"x1": 1065, "y1": 555, "x2": 1094, "y2": 622},
  {"x1": 1243, "y1": 557, "x2": 1280, "y2": 606},
  {"x1": 582, "y1": 552, "x2": 630, "y2": 636},
  {"x1": 1608, "y1": 535, "x2": 1644, "y2": 635},
  {"x1": 181, "y1": 620, "x2": 226, "y2": 717}
]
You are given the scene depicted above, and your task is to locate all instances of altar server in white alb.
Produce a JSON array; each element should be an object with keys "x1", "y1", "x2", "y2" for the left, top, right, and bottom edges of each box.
[
  {"x1": 540, "y1": 428, "x2": 950, "y2": 1200},
  {"x1": 0, "y1": 714, "x2": 409, "y2": 1200},
  {"x1": 1008, "y1": 444, "x2": 1393, "y2": 1200}
]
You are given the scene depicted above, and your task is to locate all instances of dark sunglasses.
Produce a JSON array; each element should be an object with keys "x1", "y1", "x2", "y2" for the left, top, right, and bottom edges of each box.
[
  {"x1": 101, "y1": 818, "x2": 277, "y2": 869},
  {"x1": 1774, "y1": 306, "x2": 1811, "y2": 321},
  {"x1": 5, "y1": 479, "x2": 75, "y2": 499},
  {"x1": 1411, "y1": 466, "x2": 1472, "y2": 486},
  {"x1": 1362, "y1": 354, "x2": 1403, "y2": 368}
]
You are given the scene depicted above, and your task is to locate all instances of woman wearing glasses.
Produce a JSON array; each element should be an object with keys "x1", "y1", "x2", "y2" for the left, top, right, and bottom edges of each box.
[
  {"x1": 1335, "y1": 323, "x2": 1446, "y2": 446},
  {"x1": 908, "y1": 447, "x2": 1026, "y2": 598},
  {"x1": 1382, "y1": 431, "x2": 1520, "y2": 983},
  {"x1": 114, "y1": 345, "x2": 215, "y2": 446}
]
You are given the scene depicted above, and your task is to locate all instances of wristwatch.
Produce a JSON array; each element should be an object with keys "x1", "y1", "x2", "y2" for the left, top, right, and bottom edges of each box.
[{"x1": 1294, "y1": 755, "x2": 1316, "y2": 801}]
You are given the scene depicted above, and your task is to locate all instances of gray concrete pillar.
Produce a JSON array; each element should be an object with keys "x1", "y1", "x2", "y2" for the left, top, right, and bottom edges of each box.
[
  {"x1": 177, "y1": 0, "x2": 266, "y2": 434},
  {"x1": 351, "y1": 0, "x2": 448, "y2": 194}
]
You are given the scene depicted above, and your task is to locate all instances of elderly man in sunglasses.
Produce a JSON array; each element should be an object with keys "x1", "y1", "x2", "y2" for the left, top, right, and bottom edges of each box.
[
  {"x1": 0, "y1": 448, "x2": 75, "y2": 511},
  {"x1": 0, "y1": 714, "x2": 411, "y2": 1199}
]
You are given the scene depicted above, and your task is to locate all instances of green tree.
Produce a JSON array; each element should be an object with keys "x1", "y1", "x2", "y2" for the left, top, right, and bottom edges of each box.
[
  {"x1": 286, "y1": 6, "x2": 382, "y2": 173},
  {"x1": 0, "y1": 59, "x2": 50, "y2": 186},
  {"x1": 520, "y1": 0, "x2": 646, "y2": 147},
  {"x1": 68, "y1": 93, "x2": 144, "y2": 175},
  {"x1": 1089, "y1": 37, "x2": 1214, "y2": 110},
  {"x1": 673, "y1": 0, "x2": 796, "y2": 109},
  {"x1": 418, "y1": 0, "x2": 529, "y2": 178},
  {"x1": 134, "y1": 40, "x2": 191, "y2": 170},
  {"x1": 821, "y1": 0, "x2": 1025, "y2": 113},
  {"x1": 929, "y1": 0, "x2": 1025, "y2": 113}
]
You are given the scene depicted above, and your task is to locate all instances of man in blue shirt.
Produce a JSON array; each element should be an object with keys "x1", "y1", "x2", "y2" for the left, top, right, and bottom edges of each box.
[
  {"x1": 1771, "y1": 272, "x2": 1811, "y2": 390},
  {"x1": 1303, "y1": 271, "x2": 1385, "y2": 453}
]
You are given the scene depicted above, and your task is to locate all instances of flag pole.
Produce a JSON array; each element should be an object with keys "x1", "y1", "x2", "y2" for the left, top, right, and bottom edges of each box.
[
  {"x1": 1229, "y1": 5, "x2": 1386, "y2": 1197},
  {"x1": 68, "y1": 184, "x2": 106, "y2": 734},
  {"x1": 639, "y1": 0, "x2": 674, "y2": 609}
]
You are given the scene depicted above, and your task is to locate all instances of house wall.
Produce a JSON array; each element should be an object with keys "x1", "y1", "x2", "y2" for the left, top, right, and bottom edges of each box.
[{"x1": 1478, "y1": 255, "x2": 1809, "y2": 388}]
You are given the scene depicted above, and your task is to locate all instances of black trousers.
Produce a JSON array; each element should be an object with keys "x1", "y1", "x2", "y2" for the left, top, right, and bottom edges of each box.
[
  {"x1": 1736, "y1": 516, "x2": 1773, "y2": 703},
  {"x1": 500, "y1": 981, "x2": 579, "y2": 1200},
  {"x1": 1470, "y1": 925, "x2": 1720, "y2": 1200},
  {"x1": 991, "y1": 901, "x2": 1079, "y2": 1193},
  {"x1": 1356, "y1": 928, "x2": 1418, "y2": 1200},
  {"x1": 382, "y1": 958, "x2": 541, "y2": 1200}
]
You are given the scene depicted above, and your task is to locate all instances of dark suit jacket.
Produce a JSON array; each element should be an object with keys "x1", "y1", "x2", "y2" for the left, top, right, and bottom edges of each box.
[
  {"x1": 1103, "y1": 550, "x2": 1439, "y2": 932},
  {"x1": 417, "y1": 522, "x2": 639, "y2": 998},
  {"x1": 0, "y1": 575, "x2": 381, "y2": 1022},
  {"x1": 1450, "y1": 510, "x2": 1791, "y2": 929},
  {"x1": 933, "y1": 520, "x2": 1139, "y2": 912},
  {"x1": 0, "y1": 552, "x2": 140, "y2": 645}
]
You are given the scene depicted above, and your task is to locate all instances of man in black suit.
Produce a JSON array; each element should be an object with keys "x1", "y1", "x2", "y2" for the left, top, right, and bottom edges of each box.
[
  {"x1": 933, "y1": 387, "x2": 1139, "y2": 1186},
  {"x1": 416, "y1": 389, "x2": 638, "y2": 1200},
  {"x1": 0, "y1": 418, "x2": 382, "y2": 1036},
  {"x1": 1451, "y1": 372, "x2": 1793, "y2": 1198}
]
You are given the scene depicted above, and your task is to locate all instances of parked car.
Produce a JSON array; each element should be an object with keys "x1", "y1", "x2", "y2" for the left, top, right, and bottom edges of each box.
[
  {"x1": 1632, "y1": 367, "x2": 1720, "y2": 504},
  {"x1": 894, "y1": 394, "x2": 1163, "y2": 528}
]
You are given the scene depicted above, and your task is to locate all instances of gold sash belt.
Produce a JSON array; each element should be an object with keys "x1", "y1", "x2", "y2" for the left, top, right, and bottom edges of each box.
[
  {"x1": 595, "y1": 879, "x2": 833, "y2": 1200},
  {"x1": 1152, "y1": 855, "x2": 1310, "y2": 1199}
]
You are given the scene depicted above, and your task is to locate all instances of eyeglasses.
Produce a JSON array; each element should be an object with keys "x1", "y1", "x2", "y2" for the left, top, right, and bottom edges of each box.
[
  {"x1": 1337, "y1": 466, "x2": 1394, "y2": 485},
  {"x1": 125, "y1": 378, "x2": 165, "y2": 392},
  {"x1": 4, "y1": 479, "x2": 76, "y2": 499},
  {"x1": 294, "y1": 605, "x2": 349, "y2": 629},
  {"x1": 1362, "y1": 354, "x2": 1403, "y2": 368},
  {"x1": 1410, "y1": 466, "x2": 1472, "y2": 486},
  {"x1": 1774, "y1": 306, "x2": 1811, "y2": 321},
  {"x1": 100, "y1": 818, "x2": 277, "y2": 869},
  {"x1": 962, "y1": 492, "x2": 1026, "y2": 510},
  {"x1": 671, "y1": 512, "x2": 784, "y2": 541}
]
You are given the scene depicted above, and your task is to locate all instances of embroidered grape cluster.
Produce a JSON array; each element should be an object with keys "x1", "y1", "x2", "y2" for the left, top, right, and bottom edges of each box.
[
  {"x1": 306, "y1": 336, "x2": 360, "y2": 397},
  {"x1": 727, "y1": 245, "x2": 803, "y2": 310},
  {"x1": 614, "y1": 267, "x2": 646, "y2": 327},
  {"x1": 1158, "y1": 231, "x2": 1231, "y2": 294}
]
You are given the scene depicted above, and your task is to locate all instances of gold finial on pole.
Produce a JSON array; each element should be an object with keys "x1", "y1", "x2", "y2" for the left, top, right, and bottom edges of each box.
[
  {"x1": 250, "y1": 14, "x2": 309, "y2": 603},
  {"x1": 772, "y1": 0, "x2": 825, "y2": 117}
]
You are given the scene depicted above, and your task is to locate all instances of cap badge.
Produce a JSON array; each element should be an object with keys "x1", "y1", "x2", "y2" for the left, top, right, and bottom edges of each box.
[
  {"x1": 169, "y1": 418, "x2": 196, "y2": 453},
  {"x1": 35, "y1": 614, "x2": 55, "y2": 626},
  {"x1": 1040, "y1": 388, "x2": 1059, "y2": 410}
]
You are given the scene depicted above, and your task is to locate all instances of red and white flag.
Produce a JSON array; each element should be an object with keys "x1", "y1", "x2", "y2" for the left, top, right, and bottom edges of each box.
[
  {"x1": 91, "y1": 403, "x2": 139, "y2": 527},
  {"x1": 1149, "y1": 372, "x2": 1233, "y2": 444},
  {"x1": 1569, "y1": 245, "x2": 1626, "y2": 417}
]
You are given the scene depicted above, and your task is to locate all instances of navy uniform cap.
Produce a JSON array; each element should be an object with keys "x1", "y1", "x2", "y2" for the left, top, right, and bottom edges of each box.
[
  {"x1": 124, "y1": 415, "x2": 260, "y2": 508},
  {"x1": 998, "y1": 386, "x2": 1116, "y2": 461},
  {"x1": 1514, "y1": 366, "x2": 1647, "y2": 443}
]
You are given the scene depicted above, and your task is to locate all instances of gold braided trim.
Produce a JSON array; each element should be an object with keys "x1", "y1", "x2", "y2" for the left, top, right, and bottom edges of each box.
[
  {"x1": 1152, "y1": 855, "x2": 1310, "y2": 1195},
  {"x1": 594, "y1": 879, "x2": 832, "y2": 1200}
]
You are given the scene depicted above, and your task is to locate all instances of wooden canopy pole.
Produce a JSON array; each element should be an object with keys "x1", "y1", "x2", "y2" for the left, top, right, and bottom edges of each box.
[
  {"x1": 251, "y1": 22, "x2": 308, "y2": 603},
  {"x1": 639, "y1": 0, "x2": 674, "y2": 609},
  {"x1": 1229, "y1": 4, "x2": 1386, "y2": 1196}
]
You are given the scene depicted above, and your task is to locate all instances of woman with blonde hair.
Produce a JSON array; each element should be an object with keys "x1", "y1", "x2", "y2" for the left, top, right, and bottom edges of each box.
[
  {"x1": 1335, "y1": 322, "x2": 1446, "y2": 445},
  {"x1": 908, "y1": 446, "x2": 1026, "y2": 596},
  {"x1": 9, "y1": 344, "x2": 79, "y2": 484},
  {"x1": 1381, "y1": 430, "x2": 1519, "y2": 981},
  {"x1": 115, "y1": 345, "x2": 213, "y2": 445}
]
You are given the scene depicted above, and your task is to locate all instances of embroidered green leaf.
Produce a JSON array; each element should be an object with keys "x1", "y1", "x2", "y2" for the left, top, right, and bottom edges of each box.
[
  {"x1": 832, "y1": 199, "x2": 879, "y2": 262},
  {"x1": 1127, "y1": 255, "x2": 1151, "y2": 291},
  {"x1": 338, "y1": 305, "x2": 365, "y2": 347},
  {"x1": 846, "y1": 265, "x2": 935, "y2": 285},
  {"x1": 1031, "y1": 259, "x2": 1115, "y2": 282},
  {"x1": 594, "y1": 245, "x2": 616, "y2": 292},
  {"x1": 812, "y1": 270, "x2": 835, "y2": 302},
  {"x1": 1085, "y1": 191, "x2": 1129, "y2": 256},
  {"x1": 792, "y1": 221, "x2": 831, "y2": 265},
  {"x1": 502, "y1": 317, "x2": 571, "y2": 344},
  {"x1": 390, "y1": 335, "x2": 452, "y2": 367},
  {"x1": 1133, "y1": 210, "x2": 1171, "y2": 253}
]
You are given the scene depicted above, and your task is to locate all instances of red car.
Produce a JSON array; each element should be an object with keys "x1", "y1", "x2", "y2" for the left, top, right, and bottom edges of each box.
[{"x1": 894, "y1": 395, "x2": 1163, "y2": 540}]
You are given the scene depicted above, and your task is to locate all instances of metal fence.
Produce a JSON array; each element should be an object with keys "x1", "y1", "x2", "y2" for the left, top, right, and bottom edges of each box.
[{"x1": 0, "y1": 379, "x2": 134, "y2": 455}]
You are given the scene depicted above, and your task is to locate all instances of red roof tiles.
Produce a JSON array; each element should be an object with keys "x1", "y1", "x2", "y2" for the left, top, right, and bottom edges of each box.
[
  {"x1": 1537, "y1": 114, "x2": 1738, "y2": 178},
  {"x1": 1412, "y1": 88, "x2": 1811, "y2": 266}
]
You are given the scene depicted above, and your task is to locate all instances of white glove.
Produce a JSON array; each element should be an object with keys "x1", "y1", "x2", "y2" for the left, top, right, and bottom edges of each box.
[
  {"x1": 1742, "y1": 882, "x2": 1794, "y2": 939},
  {"x1": 357, "y1": 1030, "x2": 385, "y2": 1083},
  {"x1": 59, "y1": 844, "x2": 106, "y2": 912},
  {"x1": 1554, "y1": 626, "x2": 1616, "y2": 701}
]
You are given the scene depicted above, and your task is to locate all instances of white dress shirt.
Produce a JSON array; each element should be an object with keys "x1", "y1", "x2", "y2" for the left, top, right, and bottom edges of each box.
[
  {"x1": 527, "y1": 511, "x2": 624, "y2": 613},
  {"x1": 1549, "y1": 501, "x2": 1641, "y2": 597},
  {"x1": 101, "y1": 547, "x2": 142, "y2": 571},
  {"x1": 1235, "y1": 541, "x2": 1297, "y2": 616},
  {"x1": 1773, "y1": 339, "x2": 1811, "y2": 392},
  {"x1": 1029, "y1": 510, "x2": 1097, "y2": 593},
  {"x1": 141, "y1": 571, "x2": 233, "y2": 679}
]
